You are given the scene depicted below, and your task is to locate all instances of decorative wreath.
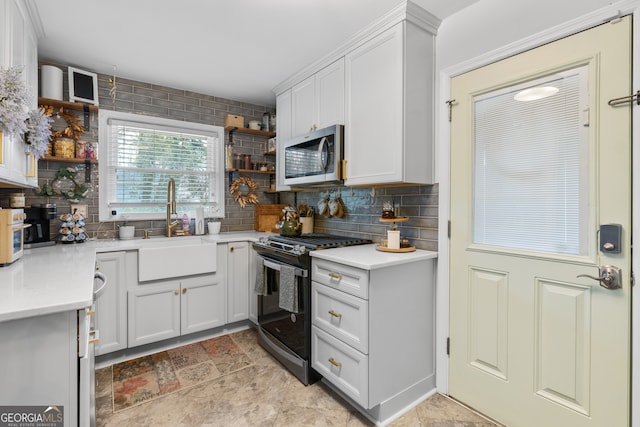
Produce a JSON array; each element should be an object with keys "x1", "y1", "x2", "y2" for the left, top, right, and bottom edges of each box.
[
  {"x1": 41, "y1": 105, "x2": 86, "y2": 141},
  {"x1": 229, "y1": 176, "x2": 259, "y2": 208}
]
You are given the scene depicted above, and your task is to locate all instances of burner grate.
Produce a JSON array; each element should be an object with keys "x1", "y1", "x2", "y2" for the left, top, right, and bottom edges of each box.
[{"x1": 268, "y1": 233, "x2": 371, "y2": 250}]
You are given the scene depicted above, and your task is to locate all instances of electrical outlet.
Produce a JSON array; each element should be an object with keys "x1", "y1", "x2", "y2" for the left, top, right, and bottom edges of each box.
[{"x1": 70, "y1": 204, "x2": 88, "y2": 218}]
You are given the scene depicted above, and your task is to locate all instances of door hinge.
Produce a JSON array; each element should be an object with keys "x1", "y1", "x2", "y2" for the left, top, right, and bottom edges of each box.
[
  {"x1": 446, "y1": 337, "x2": 450, "y2": 356},
  {"x1": 448, "y1": 220, "x2": 451, "y2": 239}
]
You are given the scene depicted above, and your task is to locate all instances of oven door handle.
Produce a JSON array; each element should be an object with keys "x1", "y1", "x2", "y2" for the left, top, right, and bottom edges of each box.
[{"x1": 262, "y1": 258, "x2": 308, "y2": 278}]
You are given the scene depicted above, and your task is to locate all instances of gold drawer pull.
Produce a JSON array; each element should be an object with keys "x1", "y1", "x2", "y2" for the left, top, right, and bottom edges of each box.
[
  {"x1": 328, "y1": 310, "x2": 342, "y2": 318},
  {"x1": 328, "y1": 357, "x2": 342, "y2": 368},
  {"x1": 328, "y1": 272, "x2": 342, "y2": 280},
  {"x1": 86, "y1": 311, "x2": 95, "y2": 316},
  {"x1": 182, "y1": 288, "x2": 187, "y2": 294},
  {"x1": 89, "y1": 339, "x2": 100, "y2": 345}
]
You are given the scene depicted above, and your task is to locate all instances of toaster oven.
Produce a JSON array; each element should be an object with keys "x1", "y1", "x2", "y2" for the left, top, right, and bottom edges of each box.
[{"x1": 0, "y1": 209, "x2": 27, "y2": 266}]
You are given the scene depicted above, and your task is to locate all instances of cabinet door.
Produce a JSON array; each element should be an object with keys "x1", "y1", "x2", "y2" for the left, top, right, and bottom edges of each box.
[
  {"x1": 316, "y1": 58, "x2": 345, "y2": 130},
  {"x1": 95, "y1": 252, "x2": 128, "y2": 355},
  {"x1": 0, "y1": 1, "x2": 38, "y2": 186},
  {"x1": 128, "y1": 282, "x2": 180, "y2": 347},
  {"x1": 227, "y1": 242, "x2": 250, "y2": 323},
  {"x1": 275, "y1": 90, "x2": 292, "y2": 191},
  {"x1": 345, "y1": 23, "x2": 404, "y2": 186},
  {"x1": 291, "y1": 76, "x2": 316, "y2": 137},
  {"x1": 181, "y1": 273, "x2": 226, "y2": 335},
  {"x1": 248, "y1": 246, "x2": 258, "y2": 324}
]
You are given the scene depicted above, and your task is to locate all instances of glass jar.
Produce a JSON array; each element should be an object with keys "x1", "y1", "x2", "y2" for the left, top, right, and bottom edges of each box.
[{"x1": 233, "y1": 153, "x2": 243, "y2": 170}]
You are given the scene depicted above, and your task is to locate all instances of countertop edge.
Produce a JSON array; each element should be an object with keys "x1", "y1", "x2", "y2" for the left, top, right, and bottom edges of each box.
[
  {"x1": 310, "y1": 244, "x2": 438, "y2": 270},
  {"x1": 0, "y1": 231, "x2": 270, "y2": 322}
]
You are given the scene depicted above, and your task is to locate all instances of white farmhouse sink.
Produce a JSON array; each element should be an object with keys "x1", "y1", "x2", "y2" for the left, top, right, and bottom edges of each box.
[{"x1": 138, "y1": 241, "x2": 217, "y2": 282}]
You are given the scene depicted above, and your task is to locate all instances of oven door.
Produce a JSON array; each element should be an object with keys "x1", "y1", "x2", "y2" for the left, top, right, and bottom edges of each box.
[{"x1": 257, "y1": 256, "x2": 309, "y2": 358}]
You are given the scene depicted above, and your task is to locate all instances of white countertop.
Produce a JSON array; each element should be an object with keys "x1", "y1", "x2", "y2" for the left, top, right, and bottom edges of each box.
[
  {"x1": 310, "y1": 244, "x2": 437, "y2": 270},
  {"x1": 0, "y1": 232, "x2": 269, "y2": 323}
]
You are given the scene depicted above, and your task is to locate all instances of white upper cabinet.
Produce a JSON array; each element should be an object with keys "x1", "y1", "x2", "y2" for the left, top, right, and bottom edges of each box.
[
  {"x1": 275, "y1": 90, "x2": 292, "y2": 191},
  {"x1": 276, "y1": 59, "x2": 345, "y2": 191},
  {"x1": 0, "y1": 0, "x2": 39, "y2": 188},
  {"x1": 273, "y1": 1, "x2": 439, "y2": 188},
  {"x1": 291, "y1": 59, "x2": 345, "y2": 137},
  {"x1": 344, "y1": 21, "x2": 434, "y2": 186}
]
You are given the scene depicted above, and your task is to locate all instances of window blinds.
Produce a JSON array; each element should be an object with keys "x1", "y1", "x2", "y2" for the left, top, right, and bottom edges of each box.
[
  {"x1": 472, "y1": 66, "x2": 589, "y2": 256},
  {"x1": 105, "y1": 118, "x2": 219, "y2": 214}
]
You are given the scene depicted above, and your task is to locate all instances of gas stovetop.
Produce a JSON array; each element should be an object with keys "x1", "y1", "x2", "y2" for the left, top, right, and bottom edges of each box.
[
  {"x1": 269, "y1": 233, "x2": 371, "y2": 250},
  {"x1": 254, "y1": 233, "x2": 371, "y2": 256}
]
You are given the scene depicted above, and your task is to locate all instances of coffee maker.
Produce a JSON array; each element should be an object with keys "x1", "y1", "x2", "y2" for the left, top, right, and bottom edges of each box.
[{"x1": 24, "y1": 204, "x2": 57, "y2": 248}]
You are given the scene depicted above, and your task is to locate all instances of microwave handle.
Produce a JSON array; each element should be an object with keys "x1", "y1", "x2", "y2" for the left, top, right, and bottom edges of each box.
[{"x1": 317, "y1": 136, "x2": 329, "y2": 172}]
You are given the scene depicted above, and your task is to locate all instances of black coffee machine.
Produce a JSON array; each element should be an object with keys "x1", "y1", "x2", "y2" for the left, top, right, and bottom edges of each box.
[{"x1": 24, "y1": 204, "x2": 57, "y2": 248}]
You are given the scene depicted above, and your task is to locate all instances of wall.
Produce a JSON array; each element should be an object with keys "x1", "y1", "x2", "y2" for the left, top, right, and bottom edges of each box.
[{"x1": 1, "y1": 61, "x2": 439, "y2": 250}]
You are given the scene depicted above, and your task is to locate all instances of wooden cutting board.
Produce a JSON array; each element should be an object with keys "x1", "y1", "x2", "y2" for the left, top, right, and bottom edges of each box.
[{"x1": 255, "y1": 204, "x2": 286, "y2": 232}]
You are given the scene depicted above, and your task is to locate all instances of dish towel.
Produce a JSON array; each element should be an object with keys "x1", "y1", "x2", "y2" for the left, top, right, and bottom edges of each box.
[
  {"x1": 254, "y1": 257, "x2": 268, "y2": 296},
  {"x1": 278, "y1": 265, "x2": 299, "y2": 313}
]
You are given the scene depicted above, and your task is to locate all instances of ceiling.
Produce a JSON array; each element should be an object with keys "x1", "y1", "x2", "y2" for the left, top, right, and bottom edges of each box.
[{"x1": 32, "y1": 0, "x2": 476, "y2": 107}]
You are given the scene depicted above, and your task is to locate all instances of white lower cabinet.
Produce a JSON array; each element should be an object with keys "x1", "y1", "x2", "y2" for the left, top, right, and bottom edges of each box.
[
  {"x1": 311, "y1": 255, "x2": 435, "y2": 422},
  {"x1": 128, "y1": 248, "x2": 227, "y2": 348},
  {"x1": 0, "y1": 311, "x2": 78, "y2": 427},
  {"x1": 312, "y1": 325, "x2": 369, "y2": 407},
  {"x1": 128, "y1": 279, "x2": 181, "y2": 347},
  {"x1": 95, "y1": 251, "x2": 135, "y2": 356},
  {"x1": 226, "y1": 242, "x2": 250, "y2": 323},
  {"x1": 181, "y1": 274, "x2": 227, "y2": 334}
]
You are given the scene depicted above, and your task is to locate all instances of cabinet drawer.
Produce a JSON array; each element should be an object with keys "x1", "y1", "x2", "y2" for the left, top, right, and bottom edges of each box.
[
  {"x1": 312, "y1": 282, "x2": 368, "y2": 353},
  {"x1": 312, "y1": 326, "x2": 368, "y2": 408},
  {"x1": 312, "y1": 259, "x2": 369, "y2": 299}
]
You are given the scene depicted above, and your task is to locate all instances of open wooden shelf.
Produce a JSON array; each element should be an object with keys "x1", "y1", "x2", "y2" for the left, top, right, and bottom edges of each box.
[
  {"x1": 379, "y1": 216, "x2": 409, "y2": 223},
  {"x1": 224, "y1": 126, "x2": 275, "y2": 138},
  {"x1": 226, "y1": 168, "x2": 274, "y2": 175},
  {"x1": 38, "y1": 97, "x2": 99, "y2": 113},
  {"x1": 41, "y1": 155, "x2": 97, "y2": 164}
]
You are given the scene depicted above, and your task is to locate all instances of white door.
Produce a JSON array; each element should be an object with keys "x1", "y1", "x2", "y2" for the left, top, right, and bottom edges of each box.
[{"x1": 449, "y1": 17, "x2": 631, "y2": 427}]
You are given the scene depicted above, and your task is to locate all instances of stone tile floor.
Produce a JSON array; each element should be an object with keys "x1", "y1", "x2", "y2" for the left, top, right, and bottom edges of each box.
[{"x1": 96, "y1": 328, "x2": 499, "y2": 426}]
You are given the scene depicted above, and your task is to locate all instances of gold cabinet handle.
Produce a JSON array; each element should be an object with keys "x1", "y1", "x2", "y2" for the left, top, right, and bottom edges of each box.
[
  {"x1": 230, "y1": 246, "x2": 234, "y2": 252},
  {"x1": 328, "y1": 310, "x2": 342, "y2": 318},
  {"x1": 89, "y1": 339, "x2": 100, "y2": 345},
  {"x1": 175, "y1": 289, "x2": 180, "y2": 295},
  {"x1": 86, "y1": 311, "x2": 95, "y2": 316},
  {"x1": 328, "y1": 272, "x2": 342, "y2": 280},
  {"x1": 328, "y1": 357, "x2": 342, "y2": 368},
  {"x1": 182, "y1": 288, "x2": 187, "y2": 294}
]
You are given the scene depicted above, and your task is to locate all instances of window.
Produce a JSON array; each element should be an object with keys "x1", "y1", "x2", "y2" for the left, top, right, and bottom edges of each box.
[
  {"x1": 472, "y1": 65, "x2": 589, "y2": 256},
  {"x1": 99, "y1": 110, "x2": 225, "y2": 222}
]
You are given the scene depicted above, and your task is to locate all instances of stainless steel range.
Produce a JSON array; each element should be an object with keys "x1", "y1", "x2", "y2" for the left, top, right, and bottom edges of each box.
[{"x1": 253, "y1": 233, "x2": 371, "y2": 385}]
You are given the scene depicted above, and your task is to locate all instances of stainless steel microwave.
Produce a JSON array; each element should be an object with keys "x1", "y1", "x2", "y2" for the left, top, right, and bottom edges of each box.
[{"x1": 280, "y1": 124, "x2": 343, "y2": 186}]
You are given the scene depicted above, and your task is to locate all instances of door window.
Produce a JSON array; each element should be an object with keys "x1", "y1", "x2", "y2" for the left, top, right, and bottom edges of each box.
[{"x1": 473, "y1": 66, "x2": 589, "y2": 255}]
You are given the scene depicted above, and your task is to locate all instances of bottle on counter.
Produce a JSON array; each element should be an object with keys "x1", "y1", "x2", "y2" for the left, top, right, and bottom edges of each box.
[{"x1": 182, "y1": 213, "x2": 190, "y2": 233}]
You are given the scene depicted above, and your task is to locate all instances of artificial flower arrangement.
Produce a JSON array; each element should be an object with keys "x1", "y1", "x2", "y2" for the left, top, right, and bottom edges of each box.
[
  {"x1": 24, "y1": 108, "x2": 53, "y2": 159},
  {"x1": 0, "y1": 66, "x2": 53, "y2": 159}
]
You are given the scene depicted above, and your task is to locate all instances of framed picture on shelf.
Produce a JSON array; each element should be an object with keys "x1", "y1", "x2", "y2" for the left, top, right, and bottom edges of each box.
[{"x1": 68, "y1": 66, "x2": 99, "y2": 106}]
